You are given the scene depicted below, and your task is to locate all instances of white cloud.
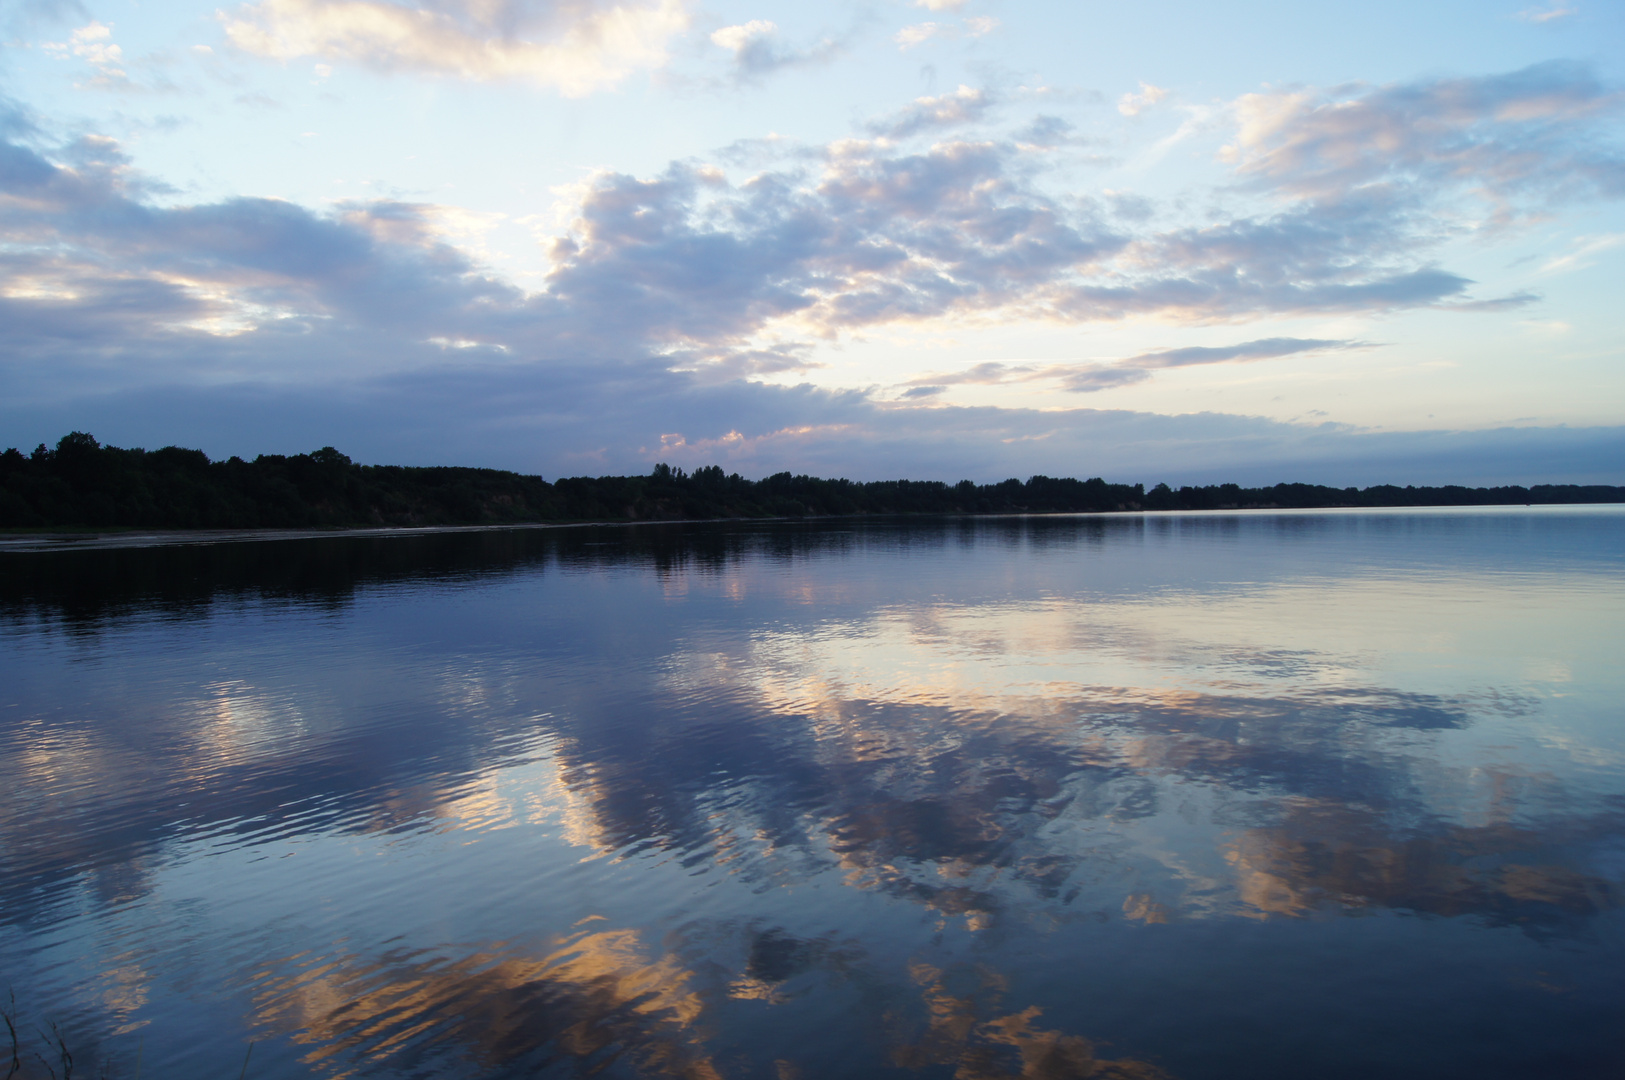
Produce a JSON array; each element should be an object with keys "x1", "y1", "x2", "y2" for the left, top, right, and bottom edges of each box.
[
  {"x1": 710, "y1": 19, "x2": 775, "y2": 53},
  {"x1": 1516, "y1": 2, "x2": 1576, "y2": 22},
  {"x1": 894, "y1": 21, "x2": 943, "y2": 49},
  {"x1": 43, "y1": 21, "x2": 127, "y2": 82},
  {"x1": 1117, "y1": 81, "x2": 1168, "y2": 117},
  {"x1": 913, "y1": 0, "x2": 966, "y2": 10},
  {"x1": 222, "y1": 0, "x2": 690, "y2": 95},
  {"x1": 894, "y1": 15, "x2": 995, "y2": 50}
]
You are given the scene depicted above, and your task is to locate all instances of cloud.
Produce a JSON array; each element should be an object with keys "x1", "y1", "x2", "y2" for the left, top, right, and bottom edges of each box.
[
  {"x1": 0, "y1": 124, "x2": 521, "y2": 385},
  {"x1": 866, "y1": 85, "x2": 992, "y2": 139},
  {"x1": 41, "y1": 20, "x2": 132, "y2": 87},
  {"x1": 534, "y1": 141, "x2": 1131, "y2": 351},
  {"x1": 0, "y1": 76, "x2": 1591, "y2": 394},
  {"x1": 902, "y1": 337, "x2": 1371, "y2": 394},
  {"x1": 6, "y1": 65, "x2": 1614, "y2": 367},
  {"x1": 37, "y1": 21, "x2": 185, "y2": 94},
  {"x1": 1432, "y1": 291, "x2": 1541, "y2": 312},
  {"x1": 912, "y1": 0, "x2": 966, "y2": 10},
  {"x1": 709, "y1": 19, "x2": 843, "y2": 79},
  {"x1": 222, "y1": 0, "x2": 689, "y2": 95},
  {"x1": 1537, "y1": 232, "x2": 1625, "y2": 274},
  {"x1": 1122, "y1": 337, "x2": 1365, "y2": 367},
  {"x1": 1062, "y1": 336, "x2": 1372, "y2": 391},
  {"x1": 0, "y1": 116, "x2": 1613, "y2": 485},
  {"x1": 2, "y1": 64, "x2": 1622, "y2": 479},
  {"x1": 1224, "y1": 61, "x2": 1625, "y2": 223},
  {"x1": 1012, "y1": 115, "x2": 1078, "y2": 149},
  {"x1": 1515, "y1": 2, "x2": 1575, "y2": 22},
  {"x1": 894, "y1": 22, "x2": 944, "y2": 49},
  {"x1": 1117, "y1": 82, "x2": 1168, "y2": 117},
  {"x1": 661, "y1": 341, "x2": 821, "y2": 381},
  {"x1": 11, "y1": 371, "x2": 1624, "y2": 487},
  {"x1": 709, "y1": 19, "x2": 772, "y2": 53},
  {"x1": 894, "y1": 16, "x2": 995, "y2": 50},
  {"x1": 566, "y1": 139, "x2": 1455, "y2": 336}
]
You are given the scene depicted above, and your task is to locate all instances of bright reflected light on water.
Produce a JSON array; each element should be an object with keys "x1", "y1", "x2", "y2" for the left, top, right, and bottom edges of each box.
[{"x1": 2, "y1": 509, "x2": 1623, "y2": 1079}]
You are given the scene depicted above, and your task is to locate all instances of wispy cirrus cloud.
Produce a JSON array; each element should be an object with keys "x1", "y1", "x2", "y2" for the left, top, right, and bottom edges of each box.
[
  {"x1": 1515, "y1": 2, "x2": 1576, "y2": 23},
  {"x1": 1062, "y1": 337, "x2": 1375, "y2": 391},
  {"x1": 222, "y1": 0, "x2": 689, "y2": 95},
  {"x1": 903, "y1": 338, "x2": 1373, "y2": 396},
  {"x1": 1537, "y1": 232, "x2": 1625, "y2": 274}
]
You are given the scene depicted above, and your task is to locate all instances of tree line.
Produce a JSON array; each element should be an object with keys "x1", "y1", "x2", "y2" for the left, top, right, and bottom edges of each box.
[{"x1": 1, "y1": 432, "x2": 1620, "y2": 530}]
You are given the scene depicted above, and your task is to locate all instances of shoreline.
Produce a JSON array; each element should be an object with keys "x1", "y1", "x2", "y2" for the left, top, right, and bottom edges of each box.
[{"x1": 3, "y1": 502, "x2": 1622, "y2": 553}]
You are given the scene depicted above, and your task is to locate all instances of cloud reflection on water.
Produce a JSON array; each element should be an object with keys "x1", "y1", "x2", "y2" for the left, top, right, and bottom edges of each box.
[
  {"x1": 251, "y1": 925, "x2": 721, "y2": 1079},
  {"x1": 2, "y1": 512, "x2": 1623, "y2": 1077}
]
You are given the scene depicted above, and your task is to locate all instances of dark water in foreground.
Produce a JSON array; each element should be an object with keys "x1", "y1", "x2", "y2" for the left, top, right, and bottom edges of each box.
[{"x1": 2, "y1": 508, "x2": 1623, "y2": 1079}]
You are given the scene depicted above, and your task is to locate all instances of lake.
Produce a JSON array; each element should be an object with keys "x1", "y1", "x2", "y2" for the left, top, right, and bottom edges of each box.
[{"x1": 2, "y1": 508, "x2": 1623, "y2": 1079}]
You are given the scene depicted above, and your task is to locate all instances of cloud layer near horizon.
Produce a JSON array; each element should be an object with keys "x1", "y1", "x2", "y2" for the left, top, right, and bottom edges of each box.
[
  {"x1": 2, "y1": 61, "x2": 1622, "y2": 480},
  {"x1": 11, "y1": 369, "x2": 1625, "y2": 487}
]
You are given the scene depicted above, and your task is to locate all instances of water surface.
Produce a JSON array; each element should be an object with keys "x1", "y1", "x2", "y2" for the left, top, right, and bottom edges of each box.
[{"x1": 3, "y1": 508, "x2": 1623, "y2": 1078}]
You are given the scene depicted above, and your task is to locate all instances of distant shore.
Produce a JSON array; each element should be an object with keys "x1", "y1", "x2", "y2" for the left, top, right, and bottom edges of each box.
[
  {"x1": 5, "y1": 502, "x2": 1623, "y2": 554},
  {"x1": 5, "y1": 432, "x2": 1622, "y2": 538}
]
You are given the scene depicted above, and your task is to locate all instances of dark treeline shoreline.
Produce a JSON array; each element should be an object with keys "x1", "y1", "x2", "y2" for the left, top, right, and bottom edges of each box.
[{"x1": 3, "y1": 432, "x2": 1622, "y2": 531}]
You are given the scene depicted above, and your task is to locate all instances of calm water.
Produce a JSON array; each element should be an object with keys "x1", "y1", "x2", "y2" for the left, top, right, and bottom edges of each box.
[{"x1": 2, "y1": 508, "x2": 1623, "y2": 1079}]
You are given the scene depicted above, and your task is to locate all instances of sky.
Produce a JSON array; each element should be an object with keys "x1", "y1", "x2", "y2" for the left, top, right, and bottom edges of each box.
[{"x1": 1, "y1": 0, "x2": 1622, "y2": 484}]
